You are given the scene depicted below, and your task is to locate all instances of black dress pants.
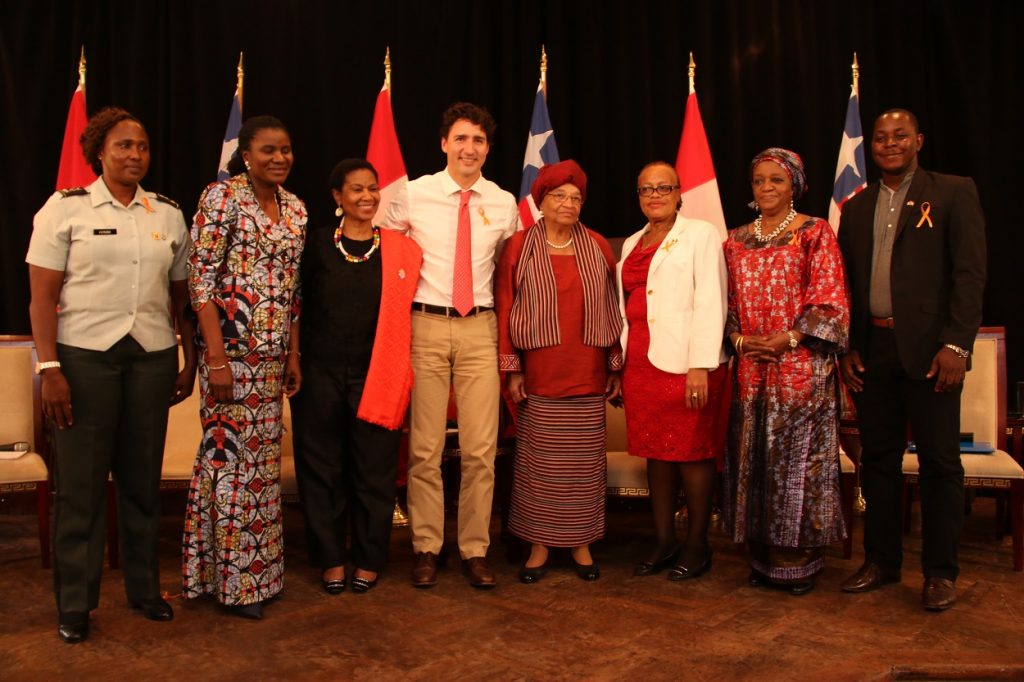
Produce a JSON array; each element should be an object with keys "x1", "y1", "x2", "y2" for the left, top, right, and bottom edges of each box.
[
  {"x1": 52, "y1": 337, "x2": 177, "y2": 614},
  {"x1": 853, "y1": 328, "x2": 964, "y2": 581},
  {"x1": 291, "y1": 361, "x2": 401, "y2": 572}
]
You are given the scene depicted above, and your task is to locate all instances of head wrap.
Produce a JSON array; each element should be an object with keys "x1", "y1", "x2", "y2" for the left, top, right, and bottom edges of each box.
[
  {"x1": 531, "y1": 159, "x2": 588, "y2": 206},
  {"x1": 748, "y1": 147, "x2": 807, "y2": 208}
]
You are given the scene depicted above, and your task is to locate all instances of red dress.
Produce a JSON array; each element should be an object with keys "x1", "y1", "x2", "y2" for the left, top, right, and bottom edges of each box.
[{"x1": 621, "y1": 241, "x2": 729, "y2": 462}]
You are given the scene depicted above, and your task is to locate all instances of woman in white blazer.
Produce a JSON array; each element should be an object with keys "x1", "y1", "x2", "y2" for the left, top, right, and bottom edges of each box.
[{"x1": 617, "y1": 161, "x2": 729, "y2": 581}]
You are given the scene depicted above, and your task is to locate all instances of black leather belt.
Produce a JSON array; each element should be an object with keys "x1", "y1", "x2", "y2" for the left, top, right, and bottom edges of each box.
[
  {"x1": 870, "y1": 316, "x2": 895, "y2": 329},
  {"x1": 412, "y1": 302, "x2": 493, "y2": 318}
]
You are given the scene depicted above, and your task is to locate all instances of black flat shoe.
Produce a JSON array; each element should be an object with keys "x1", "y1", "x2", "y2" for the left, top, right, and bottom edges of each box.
[
  {"x1": 518, "y1": 564, "x2": 546, "y2": 584},
  {"x1": 666, "y1": 549, "x2": 713, "y2": 581},
  {"x1": 130, "y1": 596, "x2": 174, "y2": 621},
  {"x1": 634, "y1": 546, "x2": 680, "y2": 577},
  {"x1": 573, "y1": 561, "x2": 600, "y2": 581},
  {"x1": 226, "y1": 602, "x2": 264, "y2": 620},
  {"x1": 350, "y1": 576, "x2": 378, "y2": 593},
  {"x1": 788, "y1": 578, "x2": 816, "y2": 596},
  {"x1": 58, "y1": 612, "x2": 89, "y2": 644},
  {"x1": 748, "y1": 569, "x2": 770, "y2": 587},
  {"x1": 322, "y1": 578, "x2": 346, "y2": 595}
]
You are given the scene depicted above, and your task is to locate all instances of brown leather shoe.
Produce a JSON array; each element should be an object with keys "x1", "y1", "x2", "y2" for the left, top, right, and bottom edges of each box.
[
  {"x1": 841, "y1": 562, "x2": 902, "y2": 593},
  {"x1": 411, "y1": 552, "x2": 438, "y2": 588},
  {"x1": 463, "y1": 556, "x2": 497, "y2": 589},
  {"x1": 922, "y1": 577, "x2": 957, "y2": 611}
]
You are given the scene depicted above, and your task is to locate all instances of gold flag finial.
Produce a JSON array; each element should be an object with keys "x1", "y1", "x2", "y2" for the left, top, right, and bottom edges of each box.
[
  {"x1": 78, "y1": 46, "x2": 86, "y2": 91},
  {"x1": 540, "y1": 45, "x2": 548, "y2": 93},
  {"x1": 384, "y1": 47, "x2": 392, "y2": 90},
  {"x1": 851, "y1": 52, "x2": 860, "y2": 91},
  {"x1": 236, "y1": 52, "x2": 245, "y2": 106},
  {"x1": 688, "y1": 51, "x2": 696, "y2": 93}
]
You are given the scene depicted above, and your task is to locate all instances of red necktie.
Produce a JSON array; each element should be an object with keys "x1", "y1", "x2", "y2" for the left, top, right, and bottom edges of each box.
[{"x1": 452, "y1": 190, "x2": 474, "y2": 316}]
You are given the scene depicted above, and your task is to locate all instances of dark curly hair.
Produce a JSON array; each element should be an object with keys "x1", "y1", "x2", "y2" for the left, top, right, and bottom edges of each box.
[
  {"x1": 328, "y1": 158, "x2": 378, "y2": 192},
  {"x1": 79, "y1": 106, "x2": 142, "y2": 175},
  {"x1": 226, "y1": 115, "x2": 289, "y2": 177},
  {"x1": 439, "y1": 102, "x2": 495, "y2": 142}
]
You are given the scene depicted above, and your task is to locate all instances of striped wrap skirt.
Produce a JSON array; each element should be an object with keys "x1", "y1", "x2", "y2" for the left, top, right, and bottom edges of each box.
[{"x1": 508, "y1": 394, "x2": 607, "y2": 547}]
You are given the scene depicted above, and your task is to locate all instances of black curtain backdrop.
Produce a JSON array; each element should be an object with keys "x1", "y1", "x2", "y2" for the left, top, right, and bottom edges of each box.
[{"x1": 2, "y1": 0, "x2": 1021, "y2": 402}]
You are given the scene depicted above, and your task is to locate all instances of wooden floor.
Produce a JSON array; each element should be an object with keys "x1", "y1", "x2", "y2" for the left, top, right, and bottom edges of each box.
[{"x1": 1, "y1": 495, "x2": 1023, "y2": 681}]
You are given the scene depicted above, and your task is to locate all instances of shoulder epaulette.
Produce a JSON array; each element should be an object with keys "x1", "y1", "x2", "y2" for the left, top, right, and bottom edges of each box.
[
  {"x1": 153, "y1": 193, "x2": 180, "y2": 209},
  {"x1": 58, "y1": 187, "x2": 88, "y2": 198}
]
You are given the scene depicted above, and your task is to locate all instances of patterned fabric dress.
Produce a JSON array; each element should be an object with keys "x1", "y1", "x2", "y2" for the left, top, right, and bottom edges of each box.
[
  {"x1": 621, "y1": 241, "x2": 730, "y2": 462},
  {"x1": 182, "y1": 174, "x2": 306, "y2": 605},
  {"x1": 722, "y1": 218, "x2": 849, "y2": 583}
]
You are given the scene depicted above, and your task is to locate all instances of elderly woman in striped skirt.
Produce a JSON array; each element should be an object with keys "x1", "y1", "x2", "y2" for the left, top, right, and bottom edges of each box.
[{"x1": 495, "y1": 160, "x2": 622, "y2": 583}]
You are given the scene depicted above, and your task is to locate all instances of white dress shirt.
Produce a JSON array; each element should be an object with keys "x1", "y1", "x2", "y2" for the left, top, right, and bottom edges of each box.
[
  {"x1": 617, "y1": 213, "x2": 728, "y2": 373},
  {"x1": 383, "y1": 169, "x2": 518, "y2": 308},
  {"x1": 26, "y1": 177, "x2": 189, "y2": 352}
]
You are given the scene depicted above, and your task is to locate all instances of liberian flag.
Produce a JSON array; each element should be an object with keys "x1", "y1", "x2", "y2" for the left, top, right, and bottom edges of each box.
[
  {"x1": 216, "y1": 86, "x2": 243, "y2": 181},
  {"x1": 56, "y1": 81, "x2": 96, "y2": 190},
  {"x1": 675, "y1": 86, "x2": 727, "y2": 241},
  {"x1": 828, "y1": 85, "x2": 867, "y2": 232},
  {"x1": 517, "y1": 82, "x2": 560, "y2": 229},
  {"x1": 367, "y1": 83, "x2": 407, "y2": 226}
]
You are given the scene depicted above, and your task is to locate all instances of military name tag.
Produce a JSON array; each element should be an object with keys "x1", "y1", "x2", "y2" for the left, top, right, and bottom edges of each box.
[{"x1": 93, "y1": 228, "x2": 117, "y2": 236}]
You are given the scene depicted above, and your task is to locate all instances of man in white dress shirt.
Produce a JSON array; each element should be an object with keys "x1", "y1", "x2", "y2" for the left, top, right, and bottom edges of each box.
[{"x1": 384, "y1": 102, "x2": 518, "y2": 588}]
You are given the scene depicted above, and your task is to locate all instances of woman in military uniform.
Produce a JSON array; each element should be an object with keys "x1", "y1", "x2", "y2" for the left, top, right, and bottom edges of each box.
[{"x1": 26, "y1": 106, "x2": 196, "y2": 643}]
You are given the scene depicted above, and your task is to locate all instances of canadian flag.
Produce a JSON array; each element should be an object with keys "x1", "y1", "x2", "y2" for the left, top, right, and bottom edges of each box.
[
  {"x1": 675, "y1": 86, "x2": 727, "y2": 241},
  {"x1": 56, "y1": 81, "x2": 96, "y2": 190},
  {"x1": 366, "y1": 84, "x2": 407, "y2": 226}
]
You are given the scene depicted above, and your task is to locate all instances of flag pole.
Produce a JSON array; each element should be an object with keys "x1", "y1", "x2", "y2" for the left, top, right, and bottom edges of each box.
[
  {"x1": 850, "y1": 49, "x2": 868, "y2": 516},
  {"x1": 78, "y1": 46, "x2": 86, "y2": 93},
  {"x1": 236, "y1": 52, "x2": 245, "y2": 109},
  {"x1": 539, "y1": 45, "x2": 548, "y2": 95},
  {"x1": 688, "y1": 51, "x2": 695, "y2": 94},
  {"x1": 851, "y1": 51, "x2": 859, "y2": 92},
  {"x1": 384, "y1": 46, "x2": 392, "y2": 91}
]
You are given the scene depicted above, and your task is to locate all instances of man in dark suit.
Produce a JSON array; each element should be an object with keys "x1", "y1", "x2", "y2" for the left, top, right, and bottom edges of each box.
[{"x1": 837, "y1": 109, "x2": 986, "y2": 611}]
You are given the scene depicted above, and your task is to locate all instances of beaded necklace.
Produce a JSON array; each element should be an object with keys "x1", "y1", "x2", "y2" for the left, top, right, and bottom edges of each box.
[
  {"x1": 333, "y1": 217, "x2": 380, "y2": 263},
  {"x1": 752, "y1": 207, "x2": 798, "y2": 243}
]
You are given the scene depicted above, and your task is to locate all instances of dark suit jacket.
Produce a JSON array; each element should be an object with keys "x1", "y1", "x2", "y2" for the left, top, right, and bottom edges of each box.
[{"x1": 837, "y1": 168, "x2": 986, "y2": 379}]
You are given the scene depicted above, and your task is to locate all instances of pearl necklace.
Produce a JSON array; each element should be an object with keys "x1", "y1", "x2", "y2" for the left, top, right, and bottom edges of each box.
[
  {"x1": 333, "y1": 217, "x2": 380, "y2": 263},
  {"x1": 752, "y1": 207, "x2": 798, "y2": 243},
  {"x1": 545, "y1": 235, "x2": 574, "y2": 249}
]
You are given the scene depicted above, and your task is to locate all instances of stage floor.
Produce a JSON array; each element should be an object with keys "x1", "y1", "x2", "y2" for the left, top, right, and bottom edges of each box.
[{"x1": 1, "y1": 496, "x2": 1022, "y2": 680}]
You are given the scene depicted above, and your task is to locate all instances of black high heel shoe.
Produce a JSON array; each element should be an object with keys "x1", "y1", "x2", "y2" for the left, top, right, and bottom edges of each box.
[
  {"x1": 573, "y1": 560, "x2": 600, "y2": 581},
  {"x1": 666, "y1": 548, "x2": 713, "y2": 581},
  {"x1": 518, "y1": 564, "x2": 547, "y2": 584},
  {"x1": 350, "y1": 575, "x2": 378, "y2": 593},
  {"x1": 227, "y1": 602, "x2": 264, "y2": 620},
  {"x1": 634, "y1": 545, "x2": 680, "y2": 577}
]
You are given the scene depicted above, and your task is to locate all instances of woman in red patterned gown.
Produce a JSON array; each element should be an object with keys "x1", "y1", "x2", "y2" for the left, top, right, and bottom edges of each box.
[
  {"x1": 722, "y1": 148, "x2": 850, "y2": 595},
  {"x1": 617, "y1": 161, "x2": 730, "y2": 581}
]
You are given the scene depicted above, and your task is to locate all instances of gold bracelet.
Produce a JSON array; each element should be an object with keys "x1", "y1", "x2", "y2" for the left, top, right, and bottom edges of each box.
[
  {"x1": 287, "y1": 350, "x2": 301, "y2": 356},
  {"x1": 208, "y1": 363, "x2": 228, "y2": 371},
  {"x1": 735, "y1": 335, "x2": 745, "y2": 354}
]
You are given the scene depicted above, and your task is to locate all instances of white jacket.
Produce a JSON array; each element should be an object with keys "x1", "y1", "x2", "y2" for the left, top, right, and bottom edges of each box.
[{"x1": 616, "y1": 213, "x2": 728, "y2": 374}]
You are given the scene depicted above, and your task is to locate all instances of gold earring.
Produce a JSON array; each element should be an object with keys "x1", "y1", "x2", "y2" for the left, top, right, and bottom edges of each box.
[
  {"x1": 244, "y1": 160, "x2": 251, "y2": 171},
  {"x1": 335, "y1": 206, "x2": 344, "y2": 217}
]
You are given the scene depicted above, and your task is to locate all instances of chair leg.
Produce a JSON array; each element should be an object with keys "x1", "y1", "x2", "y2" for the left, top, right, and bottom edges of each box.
[
  {"x1": 106, "y1": 480, "x2": 119, "y2": 569},
  {"x1": 37, "y1": 480, "x2": 51, "y2": 569},
  {"x1": 1012, "y1": 480, "x2": 1023, "y2": 572}
]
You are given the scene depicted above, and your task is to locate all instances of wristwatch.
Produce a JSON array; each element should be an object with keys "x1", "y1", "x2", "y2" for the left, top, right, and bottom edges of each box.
[
  {"x1": 943, "y1": 343, "x2": 970, "y2": 359},
  {"x1": 787, "y1": 330, "x2": 799, "y2": 349},
  {"x1": 34, "y1": 361, "x2": 61, "y2": 374}
]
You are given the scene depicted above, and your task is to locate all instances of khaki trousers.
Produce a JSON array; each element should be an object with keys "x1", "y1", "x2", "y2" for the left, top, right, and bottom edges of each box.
[{"x1": 407, "y1": 310, "x2": 499, "y2": 558}]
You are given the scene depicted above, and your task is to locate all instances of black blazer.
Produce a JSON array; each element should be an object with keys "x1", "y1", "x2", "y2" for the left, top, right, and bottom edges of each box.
[{"x1": 837, "y1": 169, "x2": 986, "y2": 379}]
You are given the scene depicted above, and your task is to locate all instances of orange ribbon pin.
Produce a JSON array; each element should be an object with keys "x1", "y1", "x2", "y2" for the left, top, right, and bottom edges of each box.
[
  {"x1": 477, "y1": 207, "x2": 491, "y2": 225},
  {"x1": 915, "y1": 201, "x2": 933, "y2": 228}
]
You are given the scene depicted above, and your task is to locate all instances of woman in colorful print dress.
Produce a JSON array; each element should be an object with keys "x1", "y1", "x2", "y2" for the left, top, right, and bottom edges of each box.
[
  {"x1": 722, "y1": 147, "x2": 849, "y2": 595},
  {"x1": 182, "y1": 116, "x2": 306, "y2": 619}
]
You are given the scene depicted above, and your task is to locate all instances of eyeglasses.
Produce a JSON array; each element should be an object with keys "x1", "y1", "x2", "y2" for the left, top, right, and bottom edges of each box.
[
  {"x1": 637, "y1": 184, "x2": 680, "y2": 197},
  {"x1": 546, "y1": 191, "x2": 584, "y2": 206}
]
